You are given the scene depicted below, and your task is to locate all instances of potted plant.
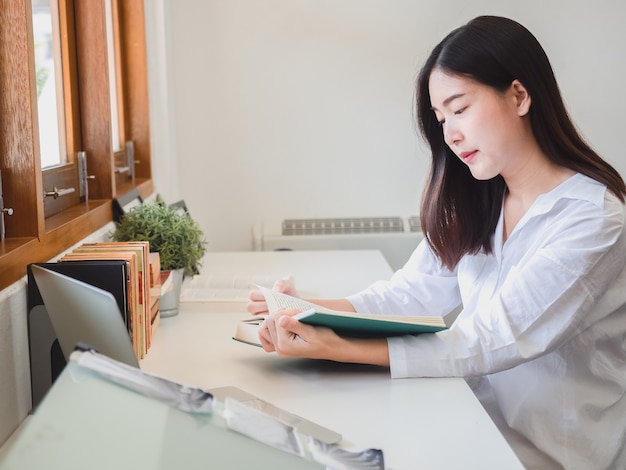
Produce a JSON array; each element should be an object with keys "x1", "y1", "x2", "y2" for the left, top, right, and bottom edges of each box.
[{"x1": 110, "y1": 199, "x2": 207, "y2": 316}]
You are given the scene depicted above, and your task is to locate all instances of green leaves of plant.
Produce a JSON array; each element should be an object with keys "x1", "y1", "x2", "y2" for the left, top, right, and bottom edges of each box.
[{"x1": 110, "y1": 200, "x2": 207, "y2": 277}]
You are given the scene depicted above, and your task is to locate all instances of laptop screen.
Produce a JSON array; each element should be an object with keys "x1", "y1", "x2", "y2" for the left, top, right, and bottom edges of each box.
[{"x1": 31, "y1": 265, "x2": 139, "y2": 368}]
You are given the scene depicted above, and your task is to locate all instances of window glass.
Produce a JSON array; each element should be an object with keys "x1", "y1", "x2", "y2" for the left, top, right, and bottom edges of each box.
[
  {"x1": 105, "y1": 0, "x2": 123, "y2": 152},
  {"x1": 31, "y1": 0, "x2": 67, "y2": 168}
]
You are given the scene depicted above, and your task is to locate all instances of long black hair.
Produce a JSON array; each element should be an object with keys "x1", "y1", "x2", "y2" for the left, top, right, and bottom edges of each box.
[{"x1": 416, "y1": 16, "x2": 626, "y2": 270}]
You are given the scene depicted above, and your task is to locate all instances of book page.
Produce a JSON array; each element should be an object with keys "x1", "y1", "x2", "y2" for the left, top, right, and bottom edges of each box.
[{"x1": 259, "y1": 286, "x2": 330, "y2": 314}]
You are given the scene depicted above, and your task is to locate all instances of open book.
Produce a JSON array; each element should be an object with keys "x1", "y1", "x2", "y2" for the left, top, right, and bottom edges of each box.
[{"x1": 233, "y1": 287, "x2": 447, "y2": 346}]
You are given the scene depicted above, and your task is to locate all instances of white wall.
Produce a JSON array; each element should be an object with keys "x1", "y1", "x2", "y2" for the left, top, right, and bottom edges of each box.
[
  {"x1": 147, "y1": 0, "x2": 626, "y2": 252},
  {"x1": 0, "y1": 280, "x2": 30, "y2": 449}
]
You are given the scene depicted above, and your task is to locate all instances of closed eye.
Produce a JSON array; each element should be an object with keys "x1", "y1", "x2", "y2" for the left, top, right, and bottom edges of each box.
[{"x1": 434, "y1": 107, "x2": 466, "y2": 126}]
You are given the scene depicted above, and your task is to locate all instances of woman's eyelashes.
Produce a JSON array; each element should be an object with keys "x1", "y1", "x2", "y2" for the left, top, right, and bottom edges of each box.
[{"x1": 435, "y1": 107, "x2": 467, "y2": 126}]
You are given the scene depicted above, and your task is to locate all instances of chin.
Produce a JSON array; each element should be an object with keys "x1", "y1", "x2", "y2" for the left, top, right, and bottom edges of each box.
[{"x1": 468, "y1": 167, "x2": 498, "y2": 181}]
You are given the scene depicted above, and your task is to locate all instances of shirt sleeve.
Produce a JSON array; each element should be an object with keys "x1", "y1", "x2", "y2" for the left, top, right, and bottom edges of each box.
[
  {"x1": 347, "y1": 238, "x2": 462, "y2": 317},
  {"x1": 388, "y1": 193, "x2": 626, "y2": 379}
]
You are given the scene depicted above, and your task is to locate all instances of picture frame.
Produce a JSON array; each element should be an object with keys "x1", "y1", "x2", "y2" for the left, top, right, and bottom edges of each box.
[{"x1": 112, "y1": 188, "x2": 143, "y2": 222}]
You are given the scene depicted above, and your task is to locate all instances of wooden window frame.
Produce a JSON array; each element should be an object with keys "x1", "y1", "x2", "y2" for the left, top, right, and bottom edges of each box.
[{"x1": 0, "y1": 0, "x2": 152, "y2": 291}]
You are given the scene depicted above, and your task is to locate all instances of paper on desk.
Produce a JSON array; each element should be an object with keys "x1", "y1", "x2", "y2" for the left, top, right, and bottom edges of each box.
[
  {"x1": 309, "y1": 439, "x2": 385, "y2": 470},
  {"x1": 224, "y1": 397, "x2": 304, "y2": 457},
  {"x1": 224, "y1": 396, "x2": 386, "y2": 469},
  {"x1": 68, "y1": 349, "x2": 214, "y2": 414},
  {"x1": 180, "y1": 274, "x2": 292, "y2": 302}
]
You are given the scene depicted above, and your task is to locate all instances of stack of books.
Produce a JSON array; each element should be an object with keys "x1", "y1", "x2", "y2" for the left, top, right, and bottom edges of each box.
[{"x1": 54, "y1": 242, "x2": 172, "y2": 360}]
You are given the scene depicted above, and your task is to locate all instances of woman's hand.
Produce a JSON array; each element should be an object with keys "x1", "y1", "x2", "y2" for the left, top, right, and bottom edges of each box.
[
  {"x1": 258, "y1": 309, "x2": 390, "y2": 366},
  {"x1": 249, "y1": 279, "x2": 390, "y2": 366},
  {"x1": 246, "y1": 278, "x2": 298, "y2": 315},
  {"x1": 258, "y1": 308, "x2": 341, "y2": 359}
]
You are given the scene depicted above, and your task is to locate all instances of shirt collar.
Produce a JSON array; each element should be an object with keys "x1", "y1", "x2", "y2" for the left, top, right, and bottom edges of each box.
[
  {"x1": 495, "y1": 173, "x2": 606, "y2": 253},
  {"x1": 528, "y1": 173, "x2": 606, "y2": 217}
]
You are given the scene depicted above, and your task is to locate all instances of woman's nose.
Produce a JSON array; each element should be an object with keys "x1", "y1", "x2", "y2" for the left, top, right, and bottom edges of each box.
[{"x1": 443, "y1": 122, "x2": 462, "y2": 147}]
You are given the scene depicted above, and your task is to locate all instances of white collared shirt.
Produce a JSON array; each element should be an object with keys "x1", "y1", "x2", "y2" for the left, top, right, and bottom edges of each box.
[{"x1": 347, "y1": 173, "x2": 626, "y2": 469}]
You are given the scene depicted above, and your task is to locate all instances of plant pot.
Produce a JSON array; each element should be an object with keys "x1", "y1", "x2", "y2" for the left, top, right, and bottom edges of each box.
[{"x1": 159, "y1": 268, "x2": 184, "y2": 318}]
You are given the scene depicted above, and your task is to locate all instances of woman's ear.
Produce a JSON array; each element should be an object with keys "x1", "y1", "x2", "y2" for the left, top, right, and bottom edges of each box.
[{"x1": 511, "y1": 80, "x2": 531, "y2": 116}]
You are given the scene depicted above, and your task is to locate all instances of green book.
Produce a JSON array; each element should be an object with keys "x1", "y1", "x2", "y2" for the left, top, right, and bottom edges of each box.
[
  {"x1": 251, "y1": 286, "x2": 447, "y2": 339},
  {"x1": 294, "y1": 308, "x2": 447, "y2": 338}
]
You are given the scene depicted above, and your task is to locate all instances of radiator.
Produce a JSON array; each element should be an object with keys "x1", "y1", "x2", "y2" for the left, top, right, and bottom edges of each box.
[{"x1": 252, "y1": 216, "x2": 422, "y2": 271}]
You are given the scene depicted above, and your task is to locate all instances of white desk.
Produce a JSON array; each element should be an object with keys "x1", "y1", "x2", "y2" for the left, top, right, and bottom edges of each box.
[
  {"x1": 2, "y1": 250, "x2": 523, "y2": 469},
  {"x1": 141, "y1": 250, "x2": 523, "y2": 469},
  {"x1": 141, "y1": 313, "x2": 522, "y2": 469}
]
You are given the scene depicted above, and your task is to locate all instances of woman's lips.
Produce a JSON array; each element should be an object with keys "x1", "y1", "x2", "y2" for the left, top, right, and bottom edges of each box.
[{"x1": 460, "y1": 150, "x2": 477, "y2": 163}]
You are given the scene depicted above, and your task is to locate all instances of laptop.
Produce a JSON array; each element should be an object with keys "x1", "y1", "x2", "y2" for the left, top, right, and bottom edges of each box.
[
  {"x1": 30, "y1": 265, "x2": 342, "y2": 444},
  {"x1": 30, "y1": 264, "x2": 139, "y2": 368}
]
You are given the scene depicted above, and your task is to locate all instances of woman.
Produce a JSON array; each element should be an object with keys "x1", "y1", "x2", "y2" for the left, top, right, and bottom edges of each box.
[{"x1": 248, "y1": 16, "x2": 626, "y2": 469}]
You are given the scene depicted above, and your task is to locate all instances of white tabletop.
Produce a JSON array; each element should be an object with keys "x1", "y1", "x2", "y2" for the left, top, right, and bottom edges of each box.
[
  {"x1": 141, "y1": 311, "x2": 522, "y2": 469},
  {"x1": 141, "y1": 250, "x2": 522, "y2": 469}
]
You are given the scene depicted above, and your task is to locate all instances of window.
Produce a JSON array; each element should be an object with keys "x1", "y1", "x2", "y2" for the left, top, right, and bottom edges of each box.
[
  {"x1": 0, "y1": 0, "x2": 152, "y2": 291},
  {"x1": 32, "y1": 0, "x2": 81, "y2": 218},
  {"x1": 32, "y1": 0, "x2": 67, "y2": 169},
  {"x1": 105, "y1": 0, "x2": 136, "y2": 193}
]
